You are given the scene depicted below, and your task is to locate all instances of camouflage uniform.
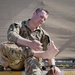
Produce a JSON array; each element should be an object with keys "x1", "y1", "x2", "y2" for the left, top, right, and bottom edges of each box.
[{"x1": 0, "y1": 19, "x2": 50, "y2": 75}]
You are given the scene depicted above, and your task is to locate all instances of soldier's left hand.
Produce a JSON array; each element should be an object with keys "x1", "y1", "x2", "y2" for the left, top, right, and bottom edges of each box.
[{"x1": 53, "y1": 66, "x2": 61, "y2": 75}]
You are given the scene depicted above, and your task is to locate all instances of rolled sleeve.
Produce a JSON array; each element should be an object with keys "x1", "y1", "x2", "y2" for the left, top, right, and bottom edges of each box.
[
  {"x1": 7, "y1": 23, "x2": 21, "y2": 43},
  {"x1": 7, "y1": 32, "x2": 21, "y2": 43}
]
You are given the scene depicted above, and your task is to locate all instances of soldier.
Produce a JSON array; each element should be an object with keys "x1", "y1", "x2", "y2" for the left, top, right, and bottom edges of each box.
[{"x1": 0, "y1": 8, "x2": 61, "y2": 75}]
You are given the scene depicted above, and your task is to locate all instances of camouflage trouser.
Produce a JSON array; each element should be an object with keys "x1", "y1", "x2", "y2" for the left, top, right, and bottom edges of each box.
[
  {"x1": 0, "y1": 41, "x2": 25, "y2": 70},
  {"x1": 0, "y1": 41, "x2": 55, "y2": 75},
  {"x1": 0, "y1": 41, "x2": 42, "y2": 75},
  {"x1": 25, "y1": 57, "x2": 42, "y2": 75}
]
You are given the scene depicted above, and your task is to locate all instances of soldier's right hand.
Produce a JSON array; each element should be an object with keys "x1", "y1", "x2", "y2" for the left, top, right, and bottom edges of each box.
[{"x1": 29, "y1": 40, "x2": 43, "y2": 51}]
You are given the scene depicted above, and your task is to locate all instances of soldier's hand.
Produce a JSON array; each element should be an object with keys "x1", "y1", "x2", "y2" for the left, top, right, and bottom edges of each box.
[
  {"x1": 46, "y1": 66, "x2": 61, "y2": 75},
  {"x1": 29, "y1": 40, "x2": 43, "y2": 51},
  {"x1": 42, "y1": 41, "x2": 59, "y2": 59},
  {"x1": 54, "y1": 66, "x2": 61, "y2": 75}
]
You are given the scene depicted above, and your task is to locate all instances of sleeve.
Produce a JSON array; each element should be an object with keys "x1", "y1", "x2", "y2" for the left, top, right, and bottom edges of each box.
[
  {"x1": 41, "y1": 30, "x2": 51, "y2": 51},
  {"x1": 7, "y1": 23, "x2": 22, "y2": 43}
]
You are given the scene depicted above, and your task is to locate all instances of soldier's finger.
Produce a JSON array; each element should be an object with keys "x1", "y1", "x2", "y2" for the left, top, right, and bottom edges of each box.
[
  {"x1": 34, "y1": 40, "x2": 42, "y2": 46},
  {"x1": 34, "y1": 46, "x2": 43, "y2": 51}
]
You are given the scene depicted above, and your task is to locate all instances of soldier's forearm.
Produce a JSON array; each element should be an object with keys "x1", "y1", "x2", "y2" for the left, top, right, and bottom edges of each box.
[
  {"x1": 33, "y1": 51, "x2": 45, "y2": 58},
  {"x1": 17, "y1": 36, "x2": 32, "y2": 47},
  {"x1": 48, "y1": 58, "x2": 56, "y2": 65},
  {"x1": 33, "y1": 49, "x2": 57, "y2": 59}
]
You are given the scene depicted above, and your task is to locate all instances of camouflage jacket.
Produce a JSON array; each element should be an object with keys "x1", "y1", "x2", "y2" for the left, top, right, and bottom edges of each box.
[{"x1": 7, "y1": 19, "x2": 50, "y2": 67}]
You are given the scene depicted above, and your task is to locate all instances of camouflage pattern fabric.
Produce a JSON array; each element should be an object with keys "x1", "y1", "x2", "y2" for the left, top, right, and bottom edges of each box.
[
  {"x1": 0, "y1": 41, "x2": 42, "y2": 74},
  {"x1": 0, "y1": 41, "x2": 25, "y2": 70},
  {"x1": 25, "y1": 57, "x2": 42, "y2": 75},
  {"x1": 0, "y1": 64, "x2": 4, "y2": 71},
  {"x1": 0, "y1": 19, "x2": 51, "y2": 74}
]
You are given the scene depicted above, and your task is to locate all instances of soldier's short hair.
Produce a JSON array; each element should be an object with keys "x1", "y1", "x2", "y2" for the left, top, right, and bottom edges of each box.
[{"x1": 35, "y1": 8, "x2": 49, "y2": 15}]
